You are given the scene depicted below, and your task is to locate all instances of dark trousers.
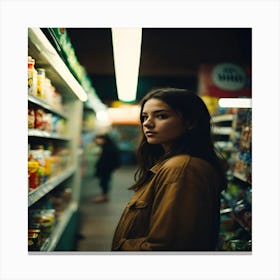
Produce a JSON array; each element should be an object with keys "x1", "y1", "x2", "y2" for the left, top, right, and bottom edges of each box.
[{"x1": 98, "y1": 173, "x2": 112, "y2": 195}]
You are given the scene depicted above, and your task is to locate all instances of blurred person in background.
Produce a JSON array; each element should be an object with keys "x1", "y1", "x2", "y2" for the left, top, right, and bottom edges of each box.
[
  {"x1": 111, "y1": 88, "x2": 227, "y2": 251},
  {"x1": 93, "y1": 134, "x2": 121, "y2": 203}
]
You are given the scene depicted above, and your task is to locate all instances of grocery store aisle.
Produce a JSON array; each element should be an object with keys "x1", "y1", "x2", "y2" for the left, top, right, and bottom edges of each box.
[{"x1": 75, "y1": 165, "x2": 136, "y2": 251}]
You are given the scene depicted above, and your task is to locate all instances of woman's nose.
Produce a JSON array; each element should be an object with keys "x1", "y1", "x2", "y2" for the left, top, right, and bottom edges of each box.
[{"x1": 143, "y1": 117, "x2": 154, "y2": 128}]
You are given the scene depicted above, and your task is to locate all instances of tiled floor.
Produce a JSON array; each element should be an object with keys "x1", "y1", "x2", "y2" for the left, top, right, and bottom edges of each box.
[{"x1": 75, "y1": 165, "x2": 136, "y2": 251}]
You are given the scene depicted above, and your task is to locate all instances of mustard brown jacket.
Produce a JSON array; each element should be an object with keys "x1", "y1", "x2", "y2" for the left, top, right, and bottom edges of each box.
[{"x1": 111, "y1": 154, "x2": 222, "y2": 251}]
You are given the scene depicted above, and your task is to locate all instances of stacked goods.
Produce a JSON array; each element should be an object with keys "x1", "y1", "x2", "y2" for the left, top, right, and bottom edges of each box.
[
  {"x1": 28, "y1": 107, "x2": 67, "y2": 136},
  {"x1": 28, "y1": 144, "x2": 72, "y2": 192},
  {"x1": 212, "y1": 106, "x2": 252, "y2": 251},
  {"x1": 28, "y1": 186, "x2": 72, "y2": 251},
  {"x1": 28, "y1": 56, "x2": 37, "y2": 96},
  {"x1": 224, "y1": 108, "x2": 252, "y2": 183},
  {"x1": 219, "y1": 180, "x2": 252, "y2": 251},
  {"x1": 28, "y1": 56, "x2": 63, "y2": 112},
  {"x1": 28, "y1": 209, "x2": 56, "y2": 250}
]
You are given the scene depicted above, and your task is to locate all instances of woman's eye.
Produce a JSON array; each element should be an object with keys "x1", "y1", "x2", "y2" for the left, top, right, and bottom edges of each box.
[
  {"x1": 141, "y1": 115, "x2": 148, "y2": 122},
  {"x1": 157, "y1": 114, "x2": 168, "y2": 119}
]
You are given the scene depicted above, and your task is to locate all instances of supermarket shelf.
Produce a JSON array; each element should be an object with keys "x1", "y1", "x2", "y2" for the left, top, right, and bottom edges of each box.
[
  {"x1": 28, "y1": 28, "x2": 87, "y2": 102},
  {"x1": 28, "y1": 166, "x2": 75, "y2": 207},
  {"x1": 233, "y1": 171, "x2": 251, "y2": 185},
  {"x1": 212, "y1": 114, "x2": 234, "y2": 123},
  {"x1": 39, "y1": 201, "x2": 78, "y2": 251},
  {"x1": 220, "y1": 208, "x2": 233, "y2": 214},
  {"x1": 234, "y1": 215, "x2": 251, "y2": 234},
  {"x1": 28, "y1": 27, "x2": 83, "y2": 252},
  {"x1": 212, "y1": 126, "x2": 233, "y2": 135},
  {"x1": 214, "y1": 141, "x2": 233, "y2": 151},
  {"x1": 28, "y1": 94, "x2": 68, "y2": 119},
  {"x1": 28, "y1": 129, "x2": 70, "y2": 140}
]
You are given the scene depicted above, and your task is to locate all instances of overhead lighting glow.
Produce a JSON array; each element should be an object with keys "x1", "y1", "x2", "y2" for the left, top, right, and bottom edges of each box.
[
  {"x1": 96, "y1": 109, "x2": 112, "y2": 127},
  {"x1": 218, "y1": 98, "x2": 252, "y2": 108},
  {"x1": 108, "y1": 105, "x2": 140, "y2": 125},
  {"x1": 112, "y1": 28, "x2": 142, "y2": 103}
]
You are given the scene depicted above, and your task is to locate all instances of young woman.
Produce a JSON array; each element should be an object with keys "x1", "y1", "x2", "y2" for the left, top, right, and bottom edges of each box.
[{"x1": 111, "y1": 88, "x2": 227, "y2": 251}]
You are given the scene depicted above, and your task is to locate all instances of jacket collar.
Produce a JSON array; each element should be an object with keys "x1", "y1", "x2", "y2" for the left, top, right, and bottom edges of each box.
[
  {"x1": 150, "y1": 154, "x2": 191, "y2": 174},
  {"x1": 149, "y1": 158, "x2": 169, "y2": 174}
]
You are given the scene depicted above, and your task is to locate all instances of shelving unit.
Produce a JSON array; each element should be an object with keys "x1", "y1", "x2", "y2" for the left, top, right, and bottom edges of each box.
[
  {"x1": 212, "y1": 108, "x2": 252, "y2": 251},
  {"x1": 28, "y1": 28, "x2": 85, "y2": 252}
]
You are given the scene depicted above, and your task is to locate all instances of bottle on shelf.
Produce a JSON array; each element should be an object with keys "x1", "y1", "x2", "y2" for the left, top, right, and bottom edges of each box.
[
  {"x1": 28, "y1": 56, "x2": 37, "y2": 96},
  {"x1": 37, "y1": 68, "x2": 46, "y2": 99}
]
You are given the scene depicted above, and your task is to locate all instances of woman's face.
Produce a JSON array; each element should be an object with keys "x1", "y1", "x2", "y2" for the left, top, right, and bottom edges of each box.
[
  {"x1": 141, "y1": 98, "x2": 187, "y2": 152},
  {"x1": 95, "y1": 137, "x2": 105, "y2": 146}
]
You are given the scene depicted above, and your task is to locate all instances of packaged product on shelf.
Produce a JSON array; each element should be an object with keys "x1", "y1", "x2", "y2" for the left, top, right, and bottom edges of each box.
[
  {"x1": 234, "y1": 151, "x2": 250, "y2": 181},
  {"x1": 28, "y1": 56, "x2": 37, "y2": 96},
  {"x1": 28, "y1": 155, "x2": 39, "y2": 191},
  {"x1": 35, "y1": 108, "x2": 45, "y2": 130},
  {"x1": 59, "y1": 119, "x2": 67, "y2": 135},
  {"x1": 46, "y1": 141, "x2": 54, "y2": 153},
  {"x1": 28, "y1": 230, "x2": 41, "y2": 251},
  {"x1": 49, "y1": 187, "x2": 72, "y2": 215},
  {"x1": 52, "y1": 115, "x2": 67, "y2": 135},
  {"x1": 57, "y1": 148, "x2": 71, "y2": 169},
  {"x1": 50, "y1": 154, "x2": 61, "y2": 175},
  {"x1": 52, "y1": 117, "x2": 59, "y2": 135},
  {"x1": 28, "y1": 222, "x2": 42, "y2": 251},
  {"x1": 240, "y1": 125, "x2": 251, "y2": 150},
  {"x1": 43, "y1": 149, "x2": 52, "y2": 181},
  {"x1": 49, "y1": 196, "x2": 65, "y2": 216},
  {"x1": 44, "y1": 78, "x2": 52, "y2": 104},
  {"x1": 29, "y1": 209, "x2": 56, "y2": 242},
  {"x1": 51, "y1": 115, "x2": 60, "y2": 134},
  {"x1": 233, "y1": 200, "x2": 251, "y2": 232},
  {"x1": 43, "y1": 112, "x2": 53, "y2": 132},
  {"x1": 40, "y1": 209, "x2": 56, "y2": 240},
  {"x1": 219, "y1": 216, "x2": 251, "y2": 251},
  {"x1": 53, "y1": 91, "x2": 63, "y2": 111},
  {"x1": 44, "y1": 143, "x2": 58, "y2": 176},
  {"x1": 37, "y1": 68, "x2": 46, "y2": 99},
  {"x1": 63, "y1": 187, "x2": 72, "y2": 202},
  {"x1": 28, "y1": 108, "x2": 35, "y2": 129},
  {"x1": 30, "y1": 145, "x2": 47, "y2": 184}
]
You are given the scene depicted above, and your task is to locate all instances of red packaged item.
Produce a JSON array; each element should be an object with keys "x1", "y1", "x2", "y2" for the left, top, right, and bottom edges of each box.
[{"x1": 35, "y1": 109, "x2": 45, "y2": 130}]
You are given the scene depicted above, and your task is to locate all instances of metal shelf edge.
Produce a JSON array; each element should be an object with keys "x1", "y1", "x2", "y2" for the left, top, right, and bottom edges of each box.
[
  {"x1": 28, "y1": 94, "x2": 68, "y2": 119},
  {"x1": 40, "y1": 201, "x2": 78, "y2": 251},
  {"x1": 28, "y1": 166, "x2": 76, "y2": 207}
]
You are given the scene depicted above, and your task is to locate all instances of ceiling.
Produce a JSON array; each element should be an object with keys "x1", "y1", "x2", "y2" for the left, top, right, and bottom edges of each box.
[{"x1": 66, "y1": 28, "x2": 251, "y2": 104}]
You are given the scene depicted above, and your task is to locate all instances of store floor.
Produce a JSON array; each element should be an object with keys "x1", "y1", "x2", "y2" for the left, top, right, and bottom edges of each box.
[{"x1": 75, "y1": 165, "x2": 136, "y2": 251}]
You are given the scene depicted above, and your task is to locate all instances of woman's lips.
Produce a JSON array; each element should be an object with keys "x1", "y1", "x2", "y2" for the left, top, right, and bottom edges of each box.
[{"x1": 145, "y1": 131, "x2": 157, "y2": 137}]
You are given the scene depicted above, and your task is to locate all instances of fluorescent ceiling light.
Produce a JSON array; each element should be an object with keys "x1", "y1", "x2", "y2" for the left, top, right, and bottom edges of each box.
[
  {"x1": 112, "y1": 28, "x2": 142, "y2": 103},
  {"x1": 218, "y1": 98, "x2": 252, "y2": 108}
]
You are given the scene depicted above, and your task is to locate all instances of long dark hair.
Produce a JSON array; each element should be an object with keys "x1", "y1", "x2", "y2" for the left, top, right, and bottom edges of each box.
[
  {"x1": 131, "y1": 87, "x2": 227, "y2": 191},
  {"x1": 95, "y1": 134, "x2": 117, "y2": 150}
]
